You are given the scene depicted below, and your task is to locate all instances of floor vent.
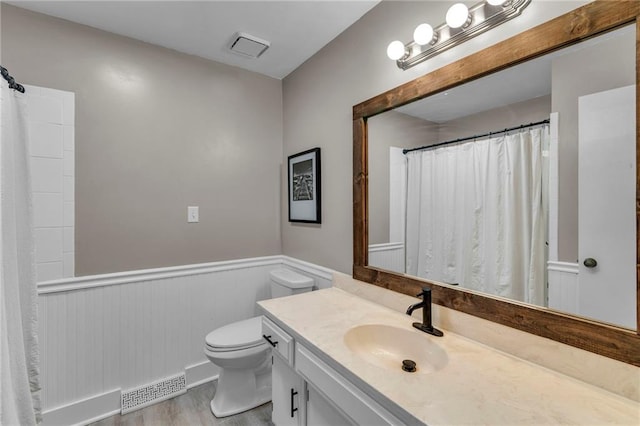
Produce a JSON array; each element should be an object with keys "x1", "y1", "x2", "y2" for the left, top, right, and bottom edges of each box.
[{"x1": 121, "y1": 373, "x2": 186, "y2": 414}]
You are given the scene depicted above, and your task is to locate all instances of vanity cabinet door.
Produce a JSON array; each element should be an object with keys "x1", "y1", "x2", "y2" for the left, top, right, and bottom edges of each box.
[
  {"x1": 295, "y1": 344, "x2": 403, "y2": 425},
  {"x1": 272, "y1": 353, "x2": 306, "y2": 426},
  {"x1": 306, "y1": 384, "x2": 356, "y2": 426}
]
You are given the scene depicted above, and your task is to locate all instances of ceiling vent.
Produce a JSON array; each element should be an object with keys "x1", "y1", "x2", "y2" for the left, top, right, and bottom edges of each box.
[{"x1": 228, "y1": 32, "x2": 270, "y2": 59}]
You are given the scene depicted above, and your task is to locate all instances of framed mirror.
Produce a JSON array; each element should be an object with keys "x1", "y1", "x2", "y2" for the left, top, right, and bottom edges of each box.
[{"x1": 353, "y1": 1, "x2": 640, "y2": 366}]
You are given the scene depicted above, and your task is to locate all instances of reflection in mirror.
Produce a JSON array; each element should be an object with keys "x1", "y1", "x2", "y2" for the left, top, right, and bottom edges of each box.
[{"x1": 368, "y1": 24, "x2": 636, "y2": 329}]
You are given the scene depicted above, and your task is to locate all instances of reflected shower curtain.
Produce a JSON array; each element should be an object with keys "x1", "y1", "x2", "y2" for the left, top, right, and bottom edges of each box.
[
  {"x1": 0, "y1": 84, "x2": 42, "y2": 425},
  {"x1": 405, "y1": 126, "x2": 548, "y2": 305}
]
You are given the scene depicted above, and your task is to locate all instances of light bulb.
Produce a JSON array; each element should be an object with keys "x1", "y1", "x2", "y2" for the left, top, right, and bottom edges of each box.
[
  {"x1": 387, "y1": 40, "x2": 406, "y2": 60},
  {"x1": 413, "y1": 23, "x2": 435, "y2": 45},
  {"x1": 446, "y1": 3, "x2": 471, "y2": 29},
  {"x1": 487, "y1": 0, "x2": 506, "y2": 5}
]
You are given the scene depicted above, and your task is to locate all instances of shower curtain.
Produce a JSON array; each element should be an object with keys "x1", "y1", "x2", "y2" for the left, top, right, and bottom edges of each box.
[
  {"x1": 405, "y1": 126, "x2": 548, "y2": 305},
  {"x1": 1, "y1": 83, "x2": 42, "y2": 425}
]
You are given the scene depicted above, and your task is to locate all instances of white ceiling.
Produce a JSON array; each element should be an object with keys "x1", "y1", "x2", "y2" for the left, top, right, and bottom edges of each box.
[
  {"x1": 396, "y1": 23, "x2": 634, "y2": 123},
  {"x1": 8, "y1": 0, "x2": 379, "y2": 80},
  {"x1": 396, "y1": 56, "x2": 552, "y2": 124}
]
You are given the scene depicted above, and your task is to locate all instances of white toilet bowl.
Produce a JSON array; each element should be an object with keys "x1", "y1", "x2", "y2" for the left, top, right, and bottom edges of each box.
[
  {"x1": 204, "y1": 316, "x2": 271, "y2": 417},
  {"x1": 203, "y1": 268, "x2": 314, "y2": 418}
]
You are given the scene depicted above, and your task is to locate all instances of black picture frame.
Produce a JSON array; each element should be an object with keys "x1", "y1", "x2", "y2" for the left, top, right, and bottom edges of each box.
[{"x1": 288, "y1": 148, "x2": 321, "y2": 223}]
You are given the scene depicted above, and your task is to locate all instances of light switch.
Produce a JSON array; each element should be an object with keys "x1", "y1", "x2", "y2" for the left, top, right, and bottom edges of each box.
[{"x1": 187, "y1": 206, "x2": 199, "y2": 223}]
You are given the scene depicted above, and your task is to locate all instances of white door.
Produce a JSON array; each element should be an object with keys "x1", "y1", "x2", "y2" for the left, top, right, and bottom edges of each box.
[{"x1": 578, "y1": 84, "x2": 636, "y2": 329}]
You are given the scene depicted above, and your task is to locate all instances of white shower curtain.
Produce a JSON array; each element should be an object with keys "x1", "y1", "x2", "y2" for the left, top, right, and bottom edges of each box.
[
  {"x1": 405, "y1": 126, "x2": 548, "y2": 305},
  {"x1": 0, "y1": 84, "x2": 42, "y2": 425}
]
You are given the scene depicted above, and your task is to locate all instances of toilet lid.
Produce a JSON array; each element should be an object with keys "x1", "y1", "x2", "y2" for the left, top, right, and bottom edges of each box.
[{"x1": 205, "y1": 316, "x2": 264, "y2": 350}]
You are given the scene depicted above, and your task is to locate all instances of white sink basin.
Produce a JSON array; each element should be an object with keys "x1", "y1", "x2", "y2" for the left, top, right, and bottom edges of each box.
[{"x1": 344, "y1": 324, "x2": 448, "y2": 374}]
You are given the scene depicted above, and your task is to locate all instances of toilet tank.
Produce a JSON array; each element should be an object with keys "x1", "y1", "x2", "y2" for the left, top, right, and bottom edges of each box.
[{"x1": 269, "y1": 268, "x2": 314, "y2": 298}]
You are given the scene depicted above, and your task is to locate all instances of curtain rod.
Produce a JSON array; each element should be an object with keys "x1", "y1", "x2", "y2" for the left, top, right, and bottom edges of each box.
[
  {"x1": 1, "y1": 65, "x2": 25, "y2": 93},
  {"x1": 402, "y1": 119, "x2": 550, "y2": 155}
]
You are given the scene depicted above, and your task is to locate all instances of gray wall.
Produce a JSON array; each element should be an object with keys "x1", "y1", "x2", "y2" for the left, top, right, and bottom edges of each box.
[
  {"x1": 551, "y1": 26, "x2": 635, "y2": 262},
  {"x1": 368, "y1": 111, "x2": 438, "y2": 244},
  {"x1": 439, "y1": 95, "x2": 551, "y2": 141},
  {"x1": 282, "y1": 1, "x2": 587, "y2": 273},
  {"x1": 1, "y1": 5, "x2": 283, "y2": 276}
]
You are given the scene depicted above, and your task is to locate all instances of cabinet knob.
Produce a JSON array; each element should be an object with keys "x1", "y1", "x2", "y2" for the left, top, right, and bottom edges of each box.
[{"x1": 583, "y1": 258, "x2": 598, "y2": 268}]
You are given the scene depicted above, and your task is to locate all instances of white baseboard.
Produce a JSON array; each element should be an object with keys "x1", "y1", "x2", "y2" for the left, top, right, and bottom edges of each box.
[
  {"x1": 41, "y1": 361, "x2": 221, "y2": 426},
  {"x1": 42, "y1": 389, "x2": 120, "y2": 426}
]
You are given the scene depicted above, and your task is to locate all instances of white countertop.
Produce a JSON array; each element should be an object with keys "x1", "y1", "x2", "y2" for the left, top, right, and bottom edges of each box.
[{"x1": 258, "y1": 287, "x2": 640, "y2": 425}]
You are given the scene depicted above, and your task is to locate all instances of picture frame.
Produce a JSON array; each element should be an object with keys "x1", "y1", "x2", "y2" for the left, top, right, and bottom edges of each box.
[{"x1": 288, "y1": 148, "x2": 321, "y2": 223}]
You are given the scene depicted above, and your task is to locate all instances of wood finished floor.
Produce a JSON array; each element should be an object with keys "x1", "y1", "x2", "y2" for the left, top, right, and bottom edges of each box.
[{"x1": 90, "y1": 382, "x2": 273, "y2": 426}]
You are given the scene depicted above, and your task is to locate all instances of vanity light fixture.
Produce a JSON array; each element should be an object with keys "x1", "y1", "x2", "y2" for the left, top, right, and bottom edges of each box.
[
  {"x1": 413, "y1": 23, "x2": 438, "y2": 46},
  {"x1": 386, "y1": 0, "x2": 530, "y2": 69},
  {"x1": 445, "y1": 3, "x2": 472, "y2": 29},
  {"x1": 386, "y1": 40, "x2": 408, "y2": 61}
]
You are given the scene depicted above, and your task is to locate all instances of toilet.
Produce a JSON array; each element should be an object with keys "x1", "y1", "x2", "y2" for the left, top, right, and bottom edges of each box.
[{"x1": 203, "y1": 268, "x2": 314, "y2": 417}]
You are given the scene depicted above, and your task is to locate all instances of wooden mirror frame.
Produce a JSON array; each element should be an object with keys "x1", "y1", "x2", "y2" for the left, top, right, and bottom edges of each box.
[{"x1": 353, "y1": 1, "x2": 640, "y2": 367}]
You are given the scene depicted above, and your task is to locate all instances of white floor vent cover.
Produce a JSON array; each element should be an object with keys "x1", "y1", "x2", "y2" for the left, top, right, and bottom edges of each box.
[{"x1": 121, "y1": 373, "x2": 186, "y2": 414}]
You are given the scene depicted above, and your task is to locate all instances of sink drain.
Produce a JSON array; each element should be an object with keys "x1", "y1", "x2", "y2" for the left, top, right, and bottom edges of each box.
[{"x1": 402, "y1": 359, "x2": 417, "y2": 373}]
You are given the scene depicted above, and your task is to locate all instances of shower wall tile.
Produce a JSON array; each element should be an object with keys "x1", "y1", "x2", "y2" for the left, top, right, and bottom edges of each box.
[
  {"x1": 29, "y1": 122, "x2": 63, "y2": 158},
  {"x1": 37, "y1": 262, "x2": 63, "y2": 282},
  {"x1": 33, "y1": 193, "x2": 63, "y2": 228},
  {"x1": 63, "y1": 126, "x2": 74, "y2": 151},
  {"x1": 62, "y1": 92, "x2": 75, "y2": 126},
  {"x1": 35, "y1": 228, "x2": 63, "y2": 263},
  {"x1": 39, "y1": 87, "x2": 68, "y2": 101},
  {"x1": 30, "y1": 94, "x2": 63, "y2": 124},
  {"x1": 63, "y1": 227, "x2": 74, "y2": 252},
  {"x1": 63, "y1": 150, "x2": 73, "y2": 177},
  {"x1": 63, "y1": 253, "x2": 75, "y2": 278},
  {"x1": 63, "y1": 176, "x2": 74, "y2": 201},
  {"x1": 26, "y1": 84, "x2": 75, "y2": 282},
  {"x1": 63, "y1": 202, "x2": 74, "y2": 228},
  {"x1": 31, "y1": 157, "x2": 63, "y2": 193}
]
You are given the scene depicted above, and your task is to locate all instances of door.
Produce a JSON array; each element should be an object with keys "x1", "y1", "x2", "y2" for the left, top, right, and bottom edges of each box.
[{"x1": 578, "y1": 84, "x2": 636, "y2": 329}]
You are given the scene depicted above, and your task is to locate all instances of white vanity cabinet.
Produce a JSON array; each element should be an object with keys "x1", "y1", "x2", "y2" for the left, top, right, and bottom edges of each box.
[{"x1": 262, "y1": 316, "x2": 403, "y2": 426}]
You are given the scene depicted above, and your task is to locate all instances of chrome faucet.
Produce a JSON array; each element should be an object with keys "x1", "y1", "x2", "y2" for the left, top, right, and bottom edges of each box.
[{"x1": 406, "y1": 287, "x2": 443, "y2": 337}]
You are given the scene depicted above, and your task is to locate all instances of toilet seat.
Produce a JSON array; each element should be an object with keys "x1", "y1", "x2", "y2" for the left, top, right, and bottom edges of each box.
[{"x1": 205, "y1": 316, "x2": 265, "y2": 352}]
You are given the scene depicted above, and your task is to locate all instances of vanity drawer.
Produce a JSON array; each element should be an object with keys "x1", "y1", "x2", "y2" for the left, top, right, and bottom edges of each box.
[{"x1": 262, "y1": 316, "x2": 294, "y2": 363}]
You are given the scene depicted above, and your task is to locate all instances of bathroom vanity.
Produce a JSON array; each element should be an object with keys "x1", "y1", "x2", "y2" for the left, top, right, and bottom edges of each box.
[
  {"x1": 262, "y1": 314, "x2": 403, "y2": 425},
  {"x1": 259, "y1": 288, "x2": 639, "y2": 425}
]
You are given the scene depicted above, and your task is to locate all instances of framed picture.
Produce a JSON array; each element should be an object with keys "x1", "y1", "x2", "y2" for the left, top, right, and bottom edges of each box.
[{"x1": 288, "y1": 148, "x2": 321, "y2": 223}]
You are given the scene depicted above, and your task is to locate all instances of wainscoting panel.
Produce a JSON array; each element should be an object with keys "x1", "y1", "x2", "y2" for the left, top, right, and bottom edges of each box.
[
  {"x1": 547, "y1": 261, "x2": 579, "y2": 315},
  {"x1": 368, "y1": 243, "x2": 405, "y2": 274},
  {"x1": 38, "y1": 256, "x2": 333, "y2": 425}
]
